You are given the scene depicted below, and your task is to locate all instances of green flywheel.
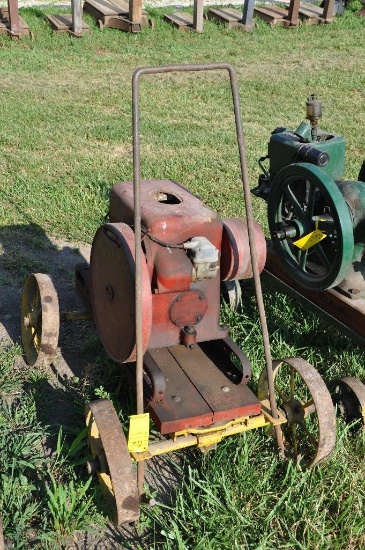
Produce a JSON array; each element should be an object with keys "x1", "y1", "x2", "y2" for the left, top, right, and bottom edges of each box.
[{"x1": 268, "y1": 163, "x2": 354, "y2": 290}]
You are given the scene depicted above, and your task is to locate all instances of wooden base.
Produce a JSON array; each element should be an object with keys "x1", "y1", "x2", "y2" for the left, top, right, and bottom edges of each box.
[
  {"x1": 83, "y1": 0, "x2": 150, "y2": 32},
  {"x1": 163, "y1": 12, "x2": 195, "y2": 31},
  {"x1": 145, "y1": 342, "x2": 261, "y2": 434},
  {"x1": 207, "y1": 8, "x2": 254, "y2": 31},
  {"x1": 280, "y1": 0, "x2": 335, "y2": 24},
  {"x1": 163, "y1": 13, "x2": 194, "y2": 31},
  {"x1": 0, "y1": 8, "x2": 30, "y2": 37},
  {"x1": 46, "y1": 14, "x2": 91, "y2": 36},
  {"x1": 254, "y1": 6, "x2": 296, "y2": 27}
]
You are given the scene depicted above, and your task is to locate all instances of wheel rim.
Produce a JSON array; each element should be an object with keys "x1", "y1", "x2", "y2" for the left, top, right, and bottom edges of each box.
[
  {"x1": 268, "y1": 163, "x2": 354, "y2": 290},
  {"x1": 21, "y1": 273, "x2": 60, "y2": 366},
  {"x1": 328, "y1": 376, "x2": 365, "y2": 430},
  {"x1": 258, "y1": 357, "x2": 336, "y2": 467},
  {"x1": 86, "y1": 399, "x2": 140, "y2": 525}
]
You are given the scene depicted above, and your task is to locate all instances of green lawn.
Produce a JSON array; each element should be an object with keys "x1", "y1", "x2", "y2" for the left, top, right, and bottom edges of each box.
[{"x1": 0, "y1": 5, "x2": 364, "y2": 548}]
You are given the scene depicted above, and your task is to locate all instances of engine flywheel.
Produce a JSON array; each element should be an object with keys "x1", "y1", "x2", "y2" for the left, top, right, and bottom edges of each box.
[{"x1": 268, "y1": 163, "x2": 354, "y2": 290}]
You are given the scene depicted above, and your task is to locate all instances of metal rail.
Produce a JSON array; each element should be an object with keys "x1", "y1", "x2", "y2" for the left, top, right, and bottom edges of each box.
[{"x1": 132, "y1": 63, "x2": 283, "y2": 491}]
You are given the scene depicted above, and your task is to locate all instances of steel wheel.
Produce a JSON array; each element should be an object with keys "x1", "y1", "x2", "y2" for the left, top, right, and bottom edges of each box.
[
  {"x1": 268, "y1": 163, "x2": 354, "y2": 290},
  {"x1": 328, "y1": 377, "x2": 365, "y2": 430},
  {"x1": 86, "y1": 399, "x2": 140, "y2": 525},
  {"x1": 21, "y1": 273, "x2": 60, "y2": 366},
  {"x1": 258, "y1": 357, "x2": 336, "y2": 467}
]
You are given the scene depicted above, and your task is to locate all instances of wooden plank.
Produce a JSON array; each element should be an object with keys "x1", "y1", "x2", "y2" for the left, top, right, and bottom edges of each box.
[
  {"x1": 46, "y1": 14, "x2": 91, "y2": 33},
  {"x1": 254, "y1": 6, "x2": 289, "y2": 26},
  {"x1": 146, "y1": 347, "x2": 213, "y2": 434},
  {"x1": 207, "y1": 7, "x2": 253, "y2": 30},
  {"x1": 163, "y1": 12, "x2": 194, "y2": 30},
  {"x1": 84, "y1": 0, "x2": 124, "y2": 17},
  {"x1": 169, "y1": 344, "x2": 261, "y2": 422}
]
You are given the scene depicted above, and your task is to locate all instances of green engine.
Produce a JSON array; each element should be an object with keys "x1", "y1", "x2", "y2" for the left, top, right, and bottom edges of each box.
[{"x1": 255, "y1": 94, "x2": 365, "y2": 297}]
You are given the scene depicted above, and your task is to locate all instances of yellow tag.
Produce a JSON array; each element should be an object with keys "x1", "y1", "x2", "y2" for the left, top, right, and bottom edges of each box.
[
  {"x1": 128, "y1": 413, "x2": 150, "y2": 452},
  {"x1": 293, "y1": 229, "x2": 327, "y2": 250}
]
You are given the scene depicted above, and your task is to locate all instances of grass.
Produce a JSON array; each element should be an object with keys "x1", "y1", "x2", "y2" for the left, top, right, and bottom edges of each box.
[{"x1": 0, "y1": 4, "x2": 364, "y2": 548}]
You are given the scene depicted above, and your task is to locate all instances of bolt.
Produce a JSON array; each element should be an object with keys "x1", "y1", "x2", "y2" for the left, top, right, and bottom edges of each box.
[
  {"x1": 176, "y1": 296, "x2": 181, "y2": 302},
  {"x1": 199, "y1": 294, "x2": 204, "y2": 300},
  {"x1": 172, "y1": 395, "x2": 181, "y2": 403},
  {"x1": 349, "y1": 288, "x2": 360, "y2": 295},
  {"x1": 174, "y1": 319, "x2": 180, "y2": 326},
  {"x1": 106, "y1": 285, "x2": 114, "y2": 300},
  {"x1": 196, "y1": 315, "x2": 202, "y2": 323},
  {"x1": 221, "y1": 386, "x2": 230, "y2": 393}
]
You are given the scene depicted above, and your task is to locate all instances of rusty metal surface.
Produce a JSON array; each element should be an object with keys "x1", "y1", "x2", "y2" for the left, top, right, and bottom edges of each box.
[
  {"x1": 265, "y1": 244, "x2": 365, "y2": 348},
  {"x1": 329, "y1": 377, "x2": 365, "y2": 428},
  {"x1": 170, "y1": 290, "x2": 208, "y2": 328},
  {"x1": 86, "y1": 399, "x2": 140, "y2": 525},
  {"x1": 90, "y1": 223, "x2": 152, "y2": 363},
  {"x1": 258, "y1": 357, "x2": 336, "y2": 466},
  {"x1": 21, "y1": 273, "x2": 60, "y2": 367},
  {"x1": 221, "y1": 218, "x2": 266, "y2": 281}
]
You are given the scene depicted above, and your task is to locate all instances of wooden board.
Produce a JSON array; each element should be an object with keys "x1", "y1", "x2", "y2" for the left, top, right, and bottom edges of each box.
[
  {"x1": 163, "y1": 12, "x2": 194, "y2": 30},
  {"x1": 46, "y1": 14, "x2": 91, "y2": 34},
  {"x1": 207, "y1": 7, "x2": 254, "y2": 31},
  {"x1": 254, "y1": 6, "x2": 292, "y2": 27},
  {"x1": 83, "y1": 0, "x2": 149, "y2": 31},
  {"x1": 145, "y1": 343, "x2": 261, "y2": 434}
]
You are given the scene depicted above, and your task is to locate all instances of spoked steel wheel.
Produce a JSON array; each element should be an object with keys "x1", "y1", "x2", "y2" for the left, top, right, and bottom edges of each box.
[
  {"x1": 258, "y1": 357, "x2": 336, "y2": 467},
  {"x1": 86, "y1": 399, "x2": 140, "y2": 525},
  {"x1": 21, "y1": 273, "x2": 60, "y2": 366},
  {"x1": 268, "y1": 163, "x2": 354, "y2": 290},
  {"x1": 328, "y1": 376, "x2": 365, "y2": 430}
]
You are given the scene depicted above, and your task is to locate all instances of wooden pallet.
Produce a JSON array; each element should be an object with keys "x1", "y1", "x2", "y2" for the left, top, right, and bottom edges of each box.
[
  {"x1": 254, "y1": 4, "x2": 299, "y2": 27},
  {"x1": 46, "y1": 14, "x2": 91, "y2": 35},
  {"x1": 207, "y1": 7, "x2": 254, "y2": 31},
  {"x1": 163, "y1": 0, "x2": 204, "y2": 32},
  {"x1": 255, "y1": 0, "x2": 336, "y2": 27},
  {"x1": 0, "y1": 7, "x2": 30, "y2": 38},
  {"x1": 83, "y1": 0, "x2": 150, "y2": 32}
]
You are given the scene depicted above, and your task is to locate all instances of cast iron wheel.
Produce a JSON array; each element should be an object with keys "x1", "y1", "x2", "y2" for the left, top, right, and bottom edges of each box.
[
  {"x1": 85, "y1": 399, "x2": 140, "y2": 525},
  {"x1": 328, "y1": 376, "x2": 365, "y2": 430},
  {"x1": 257, "y1": 357, "x2": 336, "y2": 467},
  {"x1": 268, "y1": 163, "x2": 354, "y2": 290},
  {"x1": 21, "y1": 273, "x2": 60, "y2": 366}
]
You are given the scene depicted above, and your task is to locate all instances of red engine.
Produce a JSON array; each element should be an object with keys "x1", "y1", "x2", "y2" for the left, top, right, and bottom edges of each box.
[{"x1": 89, "y1": 179, "x2": 266, "y2": 364}]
